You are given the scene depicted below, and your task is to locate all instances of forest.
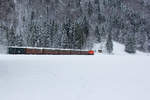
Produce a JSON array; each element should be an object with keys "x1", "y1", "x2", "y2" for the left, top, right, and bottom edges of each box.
[{"x1": 0, "y1": 0, "x2": 150, "y2": 53}]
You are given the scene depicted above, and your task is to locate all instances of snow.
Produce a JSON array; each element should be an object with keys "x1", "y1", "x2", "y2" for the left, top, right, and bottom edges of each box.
[
  {"x1": 93, "y1": 42, "x2": 150, "y2": 55},
  {"x1": 113, "y1": 42, "x2": 149, "y2": 55},
  {"x1": 0, "y1": 42, "x2": 150, "y2": 100},
  {"x1": 0, "y1": 45, "x2": 7, "y2": 54},
  {"x1": 0, "y1": 55, "x2": 150, "y2": 100}
]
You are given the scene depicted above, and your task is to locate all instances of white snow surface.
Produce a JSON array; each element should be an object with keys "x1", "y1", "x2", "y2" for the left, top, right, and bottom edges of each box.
[
  {"x1": 0, "y1": 42, "x2": 150, "y2": 100},
  {"x1": 93, "y1": 42, "x2": 150, "y2": 55},
  {"x1": 0, "y1": 45, "x2": 7, "y2": 54},
  {"x1": 0, "y1": 55, "x2": 150, "y2": 100}
]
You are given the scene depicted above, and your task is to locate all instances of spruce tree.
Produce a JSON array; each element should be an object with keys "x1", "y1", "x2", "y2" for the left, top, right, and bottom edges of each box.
[
  {"x1": 28, "y1": 22, "x2": 39, "y2": 47},
  {"x1": 53, "y1": 21, "x2": 59, "y2": 48},
  {"x1": 106, "y1": 33, "x2": 113, "y2": 54},
  {"x1": 7, "y1": 27, "x2": 16, "y2": 46},
  {"x1": 50, "y1": 20, "x2": 55, "y2": 47},
  {"x1": 36, "y1": 22, "x2": 44, "y2": 47},
  {"x1": 61, "y1": 22, "x2": 69, "y2": 49},
  {"x1": 74, "y1": 22, "x2": 85, "y2": 49},
  {"x1": 15, "y1": 34, "x2": 23, "y2": 46},
  {"x1": 94, "y1": 0, "x2": 100, "y2": 12},
  {"x1": 101, "y1": 26, "x2": 106, "y2": 39},
  {"x1": 125, "y1": 33, "x2": 136, "y2": 53},
  {"x1": 82, "y1": 16, "x2": 89, "y2": 38},
  {"x1": 94, "y1": 0, "x2": 100, "y2": 4},
  {"x1": 88, "y1": 1, "x2": 93, "y2": 17},
  {"x1": 76, "y1": 0, "x2": 81, "y2": 7},
  {"x1": 143, "y1": 35, "x2": 149, "y2": 53},
  {"x1": 95, "y1": 26, "x2": 101, "y2": 43},
  {"x1": 64, "y1": 18, "x2": 73, "y2": 49},
  {"x1": 98, "y1": 13, "x2": 106, "y2": 24},
  {"x1": 43, "y1": 19, "x2": 51, "y2": 47}
]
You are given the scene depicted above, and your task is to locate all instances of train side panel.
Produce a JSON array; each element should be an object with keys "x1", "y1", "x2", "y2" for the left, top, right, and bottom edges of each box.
[
  {"x1": 7, "y1": 47, "x2": 95, "y2": 55},
  {"x1": 8, "y1": 47, "x2": 26, "y2": 54},
  {"x1": 80, "y1": 51, "x2": 89, "y2": 55},
  {"x1": 26, "y1": 48, "x2": 43, "y2": 54},
  {"x1": 57, "y1": 50, "x2": 71, "y2": 55},
  {"x1": 43, "y1": 49, "x2": 59, "y2": 55},
  {"x1": 70, "y1": 51, "x2": 81, "y2": 55}
]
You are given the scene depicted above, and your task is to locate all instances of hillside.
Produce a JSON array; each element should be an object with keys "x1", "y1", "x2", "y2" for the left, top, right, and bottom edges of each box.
[
  {"x1": 93, "y1": 41, "x2": 149, "y2": 55},
  {"x1": 0, "y1": 0, "x2": 150, "y2": 53}
]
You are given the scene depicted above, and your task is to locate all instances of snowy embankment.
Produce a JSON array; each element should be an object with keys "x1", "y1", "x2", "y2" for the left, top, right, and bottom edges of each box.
[
  {"x1": 93, "y1": 42, "x2": 149, "y2": 55},
  {"x1": 0, "y1": 45, "x2": 7, "y2": 54},
  {"x1": 0, "y1": 55, "x2": 150, "y2": 100},
  {"x1": 0, "y1": 42, "x2": 150, "y2": 100}
]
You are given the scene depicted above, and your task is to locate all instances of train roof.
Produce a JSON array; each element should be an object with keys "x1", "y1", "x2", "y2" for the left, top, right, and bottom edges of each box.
[{"x1": 7, "y1": 46, "x2": 92, "y2": 51}]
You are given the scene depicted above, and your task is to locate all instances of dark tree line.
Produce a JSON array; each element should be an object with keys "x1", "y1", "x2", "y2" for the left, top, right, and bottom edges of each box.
[{"x1": 4, "y1": 16, "x2": 89, "y2": 50}]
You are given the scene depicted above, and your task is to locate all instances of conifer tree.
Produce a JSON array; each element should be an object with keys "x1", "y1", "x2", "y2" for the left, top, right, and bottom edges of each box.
[
  {"x1": 61, "y1": 22, "x2": 69, "y2": 49},
  {"x1": 43, "y1": 19, "x2": 51, "y2": 47},
  {"x1": 28, "y1": 22, "x2": 39, "y2": 47},
  {"x1": 95, "y1": 26, "x2": 101, "y2": 42},
  {"x1": 7, "y1": 27, "x2": 16, "y2": 46},
  {"x1": 88, "y1": 1, "x2": 93, "y2": 17},
  {"x1": 94, "y1": 0, "x2": 100, "y2": 4},
  {"x1": 82, "y1": 16, "x2": 89, "y2": 38},
  {"x1": 98, "y1": 13, "x2": 106, "y2": 24},
  {"x1": 74, "y1": 21, "x2": 85, "y2": 49},
  {"x1": 125, "y1": 33, "x2": 136, "y2": 53},
  {"x1": 50, "y1": 20, "x2": 55, "y2": 47},
  {"x1": 76, "y1": 0, "x2": 81, "y2": 7},
  {"x1": 101, "y1": 26, "x2": 106, "y2": 39},
  {"x1": 143, "y1": 35, "x2": 149, "y2": 53},
  {"x1": 94, "y1": 0, "x2": 100, "y2": 12},
  {"x1": 106, "y1": 33, "x2": 113, "y2": 53},
  {"x1": 15, "y1": 34, "x2": 23, "y2": 46},
  {"x1": 53, "y1": 21, "x2": 59, "y2": 47}
]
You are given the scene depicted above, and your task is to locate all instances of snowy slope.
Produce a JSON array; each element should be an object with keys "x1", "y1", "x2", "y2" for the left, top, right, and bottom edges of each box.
[
  {"x1": 0, "y1": 55, "x2": 150, "y2": 100},
  {"x1": 113, "y1": 42, "x2": 149, "y2": 55},
  {"x1": 93, "y1": 42, "x2": 149, "y2": 55},
  {"x1": 0, "y1": 46, "x2": 7, "y2": 54}
]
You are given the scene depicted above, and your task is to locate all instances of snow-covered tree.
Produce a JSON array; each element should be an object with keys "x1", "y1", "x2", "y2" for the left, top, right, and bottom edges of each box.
[
  {"x1": 0, "y1": 0, "x2": 150, "y2": 53},
  {"x1": 88, "y1": 1, "x2": 93, "y2": 17},
  {"x1": 106, "y1": 33, "x2": 113, "y2": 54},
  {"x1": 98, "y1": 13, "x2": 106, "y2": 24},
  {"x1": 7, "y1": 27, "x2": 16, "y2": 46},
  {"x1": 82, "y1": 16, "x2": 89, "y2": 38},
  {"x1": 74, "y1": 21, "x2": 86, "y2": 49},
  {"x1": 15, "y1": 34, "x2": 23, "y2": 46},
  {"x1": 125, "y1": 33, "x2": 136, "y2": 54},
  {"x1": 27, "y1": 22, "x2": 39, "y2": 47},
  {"x1": 95, "y1": 26, "x2": 101, "y2": 43}
]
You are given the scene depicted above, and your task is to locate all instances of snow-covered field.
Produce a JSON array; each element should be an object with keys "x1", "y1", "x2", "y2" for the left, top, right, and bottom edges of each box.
[
  {"x1": 0, "y1": 42, "x2": 150, "y2": 100},
  {"x1": 0, "y1": 55, "x2": 150, "y2": 100}
]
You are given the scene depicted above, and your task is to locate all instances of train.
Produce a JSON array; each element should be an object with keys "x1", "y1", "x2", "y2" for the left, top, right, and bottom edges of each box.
[{"x1": 7, "y1": 46, "x2": 95, "y2": 55}]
